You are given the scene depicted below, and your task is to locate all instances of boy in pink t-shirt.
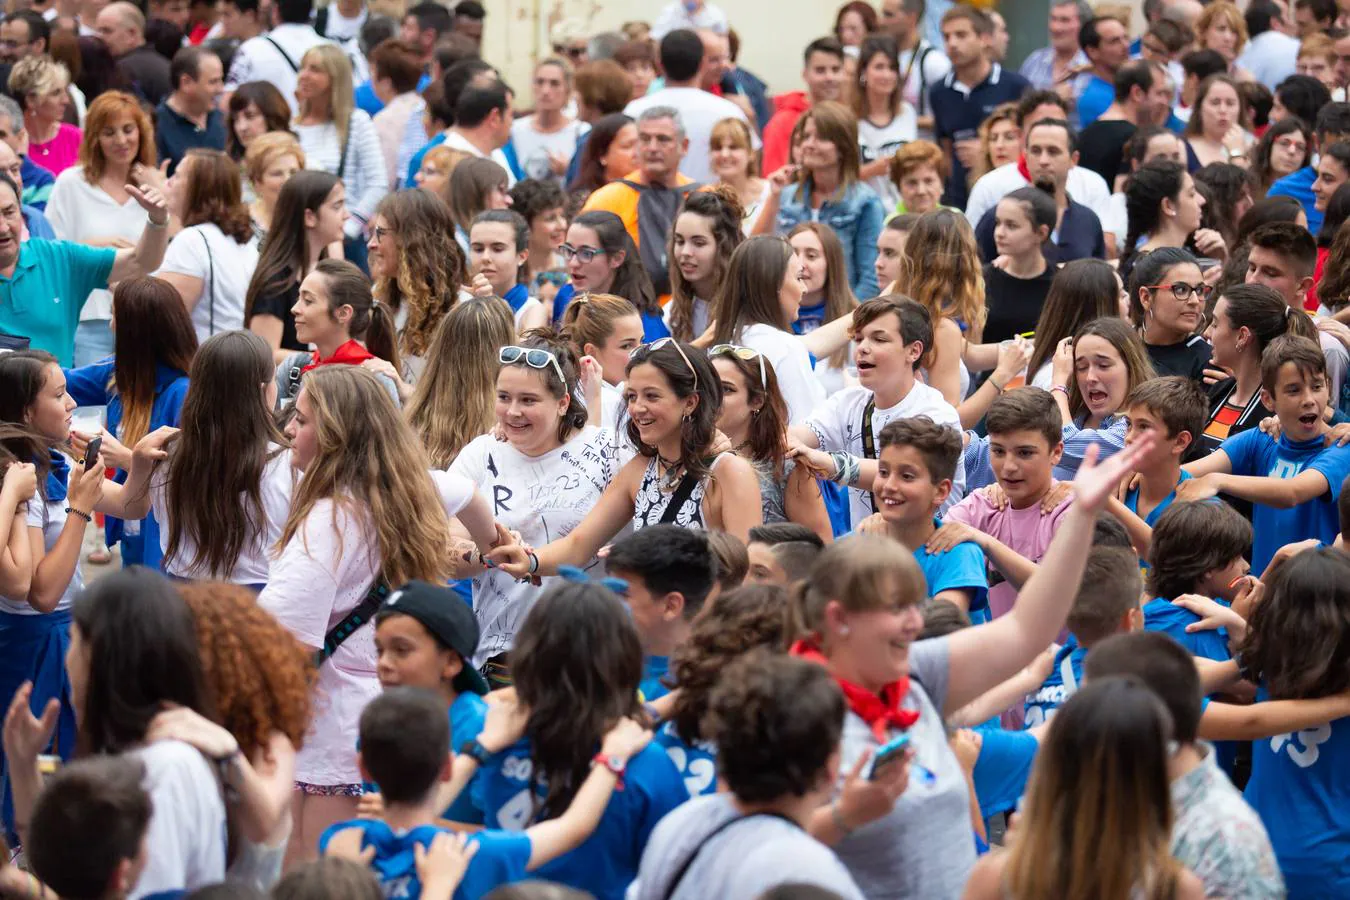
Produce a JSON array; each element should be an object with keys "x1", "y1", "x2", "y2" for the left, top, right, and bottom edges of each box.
[{"x1": 929, "y1": 388, "x2": 1072, "y2": 619}]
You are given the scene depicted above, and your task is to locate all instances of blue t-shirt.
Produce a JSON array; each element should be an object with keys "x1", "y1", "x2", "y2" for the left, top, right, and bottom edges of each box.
[
  {"x1": 1268, "y1": 166, "x2": 1319, "y2": 234},
  {"x1": 913, "y1": 538, "x2": 990, "y2": 623},
  {"x1": 0, "y1": 239, "x2": 116, "y2": 365},
  {"x1": 1024, "y1": 641, "x2": 1088, "y2": 727},
  {"x1": 971, "y1": 721, "x2": 1037, "y2": 820},
  {"x1": 478, "y1": 739, "x2": 688, "y2": 900},
  {"x1": 1245, "y1": 688, "x2": 1350, "y2": 899},
  {"x1": 1125, "y1": 469, "x2": 1191, "y2": 569},
  {"x1": 1075, "y1": 75, "x2": 1114, "y2": 128},
  {"x1": 1220, "y1": 428, "x2": 1350, "y2": 574},
  {"x1": 653, "y1": 718, "x2": 719, "y2": 798},
  {"x1": 317, "y1": 819, "x2": 531, "y2": 900},
  {"x1": 640, "y1": 655, "x2": 670, "y2": 704},
  {"x1": 359, "y1": 692, "x2": 488, "y2": 824},
  {"x1": 1142, "y1": 597, "x2": 1231, "y2": 662}
]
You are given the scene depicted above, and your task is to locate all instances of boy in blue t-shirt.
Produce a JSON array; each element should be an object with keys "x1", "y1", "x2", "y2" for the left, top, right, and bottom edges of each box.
[
  {"x1": 1116, "y1": 376, "x2": 1207, "y2": 555},
  {"x1": 605, "y1": 526, "x2": 718, "y2": 703},
  {"x1": 1024, "y1": 546, "x2": 1144, "y2": 727},
  {"x1": 874, "y1": 417, "x2": 990, "y2": 618},
  {"x1": 1179, "y1": 335, "x2": 1350, "y2": 575},
  {"x1": 322, "y1": 688, "x2": 654, "y2": 900},
  {"x1": 363, "y1": 581, "x2": 491, "y2": 825}
]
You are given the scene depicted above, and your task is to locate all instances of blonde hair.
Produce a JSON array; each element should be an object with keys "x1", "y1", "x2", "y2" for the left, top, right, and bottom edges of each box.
[
  {"x1": 8, "y1": 56, "x2": 68, "y2": 110},
  {"x1": 972, "y1": 103, "x2": 1019, "y2": 184},
  {"x1": 1196, "y1": 1, "x2": 1248, "y2": 57},
  {"x1": 709, "y1": 117, "x2": 757, "y2": 179},
  {"x1": 406, "y1": 297, "x2": 515, "y2": 469},
  {"x1": 420, "y1": 145, "x2": 472, "y2": 180},
  {"x1": 1299, "y1": 33, "x2": 1336, "y2": 65},
  {"x1": 561, "y1": 292, "x2": 640, "y2": 354},
  {"x1": 791, "y1": 534, "x2": 926, "y2": 644},
  {"x1": 244, "y1": 132, "x2": 306, "y2": 186},
  {"x1": 281, "y1": 366, "x2": 451, "y2": 588},
  {"x1": 896, "y1": 209, "x2": 986, "y2": 347},
  {"x1": 297, "y1": 44, "x2": 355, "y2": 148}
]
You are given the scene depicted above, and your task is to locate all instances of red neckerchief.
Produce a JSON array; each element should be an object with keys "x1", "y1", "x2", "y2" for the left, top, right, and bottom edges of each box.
[
  {"x1": 1016, "y1": 151, "x2": 1031, "y2": 183},
  {"x1": 790, "y1": 638, "x2": 919, "y2": 741},
  {"x1": 301, "y1": 339, "x2": 375, "y2": 374}
]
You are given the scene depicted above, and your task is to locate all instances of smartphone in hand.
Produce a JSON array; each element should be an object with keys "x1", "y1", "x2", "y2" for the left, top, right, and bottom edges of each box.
[{"x1": 83, "y1": 436, "x2": 103, "y2": 471}]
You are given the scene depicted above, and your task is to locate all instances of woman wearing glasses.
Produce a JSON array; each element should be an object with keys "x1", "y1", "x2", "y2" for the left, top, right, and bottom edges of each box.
[
  {"x1": 447, "y1": 330, "x2": 621, "y2": 683},
  {"x1": 711, "y1": 344, "x2": 832, "y2": 540},
  {"x1": 553, "y1": 210, "x2": 666, "y2": 340},
  {"x1": 1127, "y1": 247, "x2": 1216, "y2": 381},
  {"x1": 490, "y1": 339, "x2": 762, "y2": 584}
]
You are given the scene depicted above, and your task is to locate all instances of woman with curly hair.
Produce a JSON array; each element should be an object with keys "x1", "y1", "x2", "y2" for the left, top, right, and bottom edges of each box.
[
  {"x1": 656, "y1": 584, "x2": 793, "y2": 796},
  {"x1": 157, "y1": 148, "x2": 261, "y2": 341},
  {"x1": 366, "y1": 188, "x2": 468, "y2": 376},
  {"x1": 148, "y1": 581, "x2": 313, "y2": 890}
]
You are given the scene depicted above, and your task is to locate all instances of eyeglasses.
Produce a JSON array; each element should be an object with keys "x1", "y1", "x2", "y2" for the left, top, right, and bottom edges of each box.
[
  {"x1": 710, "y1": 344, "x2": 767, "y2": 387},
  {"x1": 370, "y1": 225, "x2": 394, "y2": 242},
  {"x1": 499, "y1": 345, "x2": 566, "y2": 383},
  {"x1": 1147, "y1": 282, "x2": 1211, "y2": 301},
  {"x1": 629, "y1": 337, "x2": 699, "y2": 390},
  {"x1": 559, "y1": 243, "x2": 606, "y2": 264},
  {"x1": 555, "y1": 44, "x2": 587, "y2": 60}
]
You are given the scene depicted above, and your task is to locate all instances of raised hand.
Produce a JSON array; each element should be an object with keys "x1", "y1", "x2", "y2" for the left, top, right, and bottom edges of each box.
[
  {"x1": 127, "y1": 182, "x2": 169, "y2": 226},
  {"x1": 478, "y1": 690, "x2": 529, "y2": 753},
  {"x1": 1, "y1": 461, "x2": 36, "y2": 503},
  {"x1": 145, "y1": 706, "x2": 239, "y2": 759},
  {"x1": 1070, "y1": 434, "x2": 1155, "y2": 514},
  {"x1": 131, "y1": 426, "x2": 179, "y2": 468},
  {"x1": 2, "y1": 682, "x2": 58, "y2": 767},
  {"x1": 68, "y1": 453, "x2": 107, "y2": 512},
  {"x1": 599, "y1": 716, "x2": 653, "y2": 760}
]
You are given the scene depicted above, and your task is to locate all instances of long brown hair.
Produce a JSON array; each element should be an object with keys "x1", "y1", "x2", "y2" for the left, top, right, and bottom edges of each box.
[
  {"x1": 179, "y1": 149, "x2": 253, "y2": 244},
  {"x1": 711, "y1": 345, "x2": 788, "y2": 478},
  {"x1": 309, "y1": 258, "x2": 400, "y2": 371},
  {"x1": 372, "y1": 189, "x2": 467, "y2": 360},
  {"x1": 1005, "y1": 678, "x2": 1182, "y2": 900},
  {"x1": 162, "y1": 330, "x2": 287, "y2": 577},
  {"x1": 711, "y1": 235, "x2": 796, "y2": 344},
  {"x1": 787, "y1": 221, "x2": 859, "y2": 367},
  {"x1": 1025, "y1": 259, "x2": 1123, "y2": 380},
  {"x1": 244, "y1": 170, "x2": 338, "y2": 325},
  {"x1": 560, "y1": 292, "x2": 640, "y2": 356},
  {"x1": 667, "y1": 187, "x2": 744, "y2": 342},
  {"x1": 1067, "y1": 317, "x2": 1157, "y2": 422},
  {"x1": 281, "y1": 366, "x2": 451, "y2": 588},
  {"x1": 109, "y1": 278, "x2": 197, "y2": 447},
  {"x1": 896, "y1": 209, "x2": 986, "y2": 339},
  {"x1": 406, "y1": 297, "x2": 514, "y2": 469},
  {"x1": 793, "y1": 101, "x2": 861, "y2": 200},
  {"x1": 444, "y1": 157, "x2": 509, "y2": 236}
]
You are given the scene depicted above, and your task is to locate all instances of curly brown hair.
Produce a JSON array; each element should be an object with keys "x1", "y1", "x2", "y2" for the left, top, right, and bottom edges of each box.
[
  {"x1": 668, "y1": 584, "x2": 791, "y2": 745},
  {"x1": 178, "y1": 583, "x2": 314, "y2": 759},
  {"x1": 372, "y1": 189, "x2": 467, "y2": 359}
]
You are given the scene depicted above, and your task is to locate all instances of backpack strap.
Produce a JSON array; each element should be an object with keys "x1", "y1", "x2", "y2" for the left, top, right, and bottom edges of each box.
[
  {"x1": 315, "y1": 581, "x2": 389, "y2": 666},
  {"x1": 262, "y1": 35, "x2": 299, "y2": 73},
  {"x1": 657, "y1": 469, "x2": 701, "y2": 526}
]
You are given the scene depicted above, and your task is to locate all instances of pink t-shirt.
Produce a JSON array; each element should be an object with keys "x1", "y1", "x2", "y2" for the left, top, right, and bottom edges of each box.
[
  {"x1": 944, "y1": 488, "x2": 1072, "y2": 619},
  {"x1": 29, "y1": 123, "x2": 82, "y2": 176}
]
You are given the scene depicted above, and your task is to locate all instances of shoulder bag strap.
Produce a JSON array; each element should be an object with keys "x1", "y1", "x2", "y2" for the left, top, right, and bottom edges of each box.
[
  {"x1": 315, "y1": 581, "x2": 389, "y2": 666},
  {"x1": 336, "y1": 114, "x2": 353, "y2": 181},
  {"x1": 658, "y1": 469, "x2": 702, "y2": 526},
  {"x1": 860, "y1": 399, "x2": 878, "y2": 513},
  {"x1": 199, "y1": 229, "x2": 216, "y2": 336},
  {"x1": 262, "y1": 34, "x2": 299, "y2": 73},
  {"x1": 660, "y1": 813, "x2": 798, "y2": 900},
  {"x1": 284, "y1": 352, "x2": 307, "y2": 399}
]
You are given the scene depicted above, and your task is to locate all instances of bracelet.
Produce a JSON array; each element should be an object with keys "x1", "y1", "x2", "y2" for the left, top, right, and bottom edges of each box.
[
  {"x1": 527, "y1": 550, "x2": 540, "y2": 575},
  {"x1": 64, "y1": 506, "x2": 91, "y2": 522},
  {"x1": 830, "y1": 800, "x2": 854, "y2": 836},
  {"x1": 146, "y1": 217, "x2": 169, "y2": 229},
  {"x1": 1050, "y1": 384, "x2": 1070, "y2": 397},
  {"x1": 990, "y1": 375, "x2": 1008, "y2": 394}
]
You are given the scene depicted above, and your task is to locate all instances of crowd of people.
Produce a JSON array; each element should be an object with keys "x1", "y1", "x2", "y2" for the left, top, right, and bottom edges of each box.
[{"x1": 0, "y1": 0, "x2": 1347, "y2": 896}]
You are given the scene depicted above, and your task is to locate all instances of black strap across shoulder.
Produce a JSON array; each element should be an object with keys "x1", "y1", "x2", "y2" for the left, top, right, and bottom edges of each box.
[
  {"x1": 660, "y1": 812, "x2": 799, "y2": 900},
  {"x1": 315, "y1": 580, "x2": 389, "y2": 666},
  {"x1": 861, "y1": 399, "x2": 878, "y2": 512},
  {"x1": 263, "y1": 35, "x2": 299, "y2": 72},
  {"x1": 658, "y1": 470, "x2": 700, "y2": 526}
]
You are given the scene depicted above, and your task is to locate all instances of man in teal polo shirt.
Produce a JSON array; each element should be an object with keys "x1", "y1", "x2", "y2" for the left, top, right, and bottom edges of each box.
[{"x1": 0, "y1": 172, "x2": 169, "y2": 365}]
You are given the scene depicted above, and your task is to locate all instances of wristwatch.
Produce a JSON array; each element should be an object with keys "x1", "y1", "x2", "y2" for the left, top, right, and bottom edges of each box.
[
  {"x1": 592, "y1": 752, "x2": 627, "y2": 789},
  {"x1": 460, "y1": 739, "x2": 493, "y2": 765}
]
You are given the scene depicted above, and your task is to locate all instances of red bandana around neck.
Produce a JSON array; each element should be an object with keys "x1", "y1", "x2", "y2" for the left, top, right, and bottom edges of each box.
[
  {"x1": 1016, "y1": 151, "x2": 1031, "y2": 183},
  {"x1": 790, "y1": 638, "x2": 920, "y2": 741},
  {"x1": 302, "y1": 339, "x2": 376, "y2": 374}
]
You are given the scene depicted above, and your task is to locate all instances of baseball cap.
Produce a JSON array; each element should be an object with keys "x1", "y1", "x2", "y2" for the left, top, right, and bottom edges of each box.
[{"x1": 380, "y1": 581, "x2": 490, "y2": 696}]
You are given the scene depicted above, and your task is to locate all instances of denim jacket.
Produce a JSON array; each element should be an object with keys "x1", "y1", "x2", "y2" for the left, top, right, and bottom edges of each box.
[{"x1": 775, "y1": 180, "x2": 885, "y2": 299}]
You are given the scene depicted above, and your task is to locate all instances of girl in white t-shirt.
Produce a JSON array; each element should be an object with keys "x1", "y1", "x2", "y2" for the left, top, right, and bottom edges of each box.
[
  {"x1": 258, "y1": 365, "x2": 497, "y2": 866},
  {"x1": 4, "y1": 568, "x2": 228, "y2": 898},
  {"x1": 854, "y1": 35, "x2": 917, "y2": 209},
  {"x1": 711, "y1": 235, "x2": 827, "y2": 425},
  {"x1": 666, "y1": 188, "x2": 744, "y2": 342},
  {"x1": 151, "y1": 330, "x2": 293, "y2": 588},
  {"x1": 449, "y1": 331, "x2": 622, "y2": 673},
  {"x1": 561, "y1": 292, "x2": 645, "y2": 437},
  {"x1": 157, "y1": 149, "x2": 261, "y2": 343}
]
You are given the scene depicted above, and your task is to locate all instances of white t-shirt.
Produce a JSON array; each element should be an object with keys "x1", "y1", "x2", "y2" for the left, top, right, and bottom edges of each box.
[
  {"x1": 225, "y1": 24, "x2": 332, "y2": 115},
  {"x1": 321, "y1": 4, "x2": 367, "y2": 40},
  {"x1": 151, "y1": 446, "x2": 293, "y2": 583},
  {"x1": 510, "y1": 117, "x2": 588, "y2": 185},
  {"x1": 258, "y1": 469, "x2": 476, "y2": 785},
  {"x1": 738, "y1": 323, "x2": 826, "y2": 426},
  {"x1": 156, "y1": 223, "x2": 261, "y2": 342},
  {"x1": 448, "y1": 427, "x2": 620, "y2": 667},
  {"x1": 45, "y1": 166, "x2": 148, "y2": 323},
  {"x1": 128, "y1": 740, "x2": 227, "y2": 899},
  {"x1": 663, "y1": 297, "x2": 711, "y2": 341},
  {"x1": 651, "y1": 1, "x2": 728, "y2": 38},
  {"x1": 898, "y1": 41, "x2": 952, "y2": 140},
  {"x1": 5, "y1": 492, "x2": 81, "y2": 616},
  {"x1": 443, "y1": 130, "x2": 518, "y2": 187},
  {"x1": 805, "y1": 381, "x2": 964, "y2": 526},
  {"x1": 1102, "y1": 191, "x2": 1128, "y2": 246},
  {"x1": 625, "y1": 87, "x2": 758, "y2": 185},
  {"x1": 858, "y1": 110, "x2": 917, "y2": 208}
]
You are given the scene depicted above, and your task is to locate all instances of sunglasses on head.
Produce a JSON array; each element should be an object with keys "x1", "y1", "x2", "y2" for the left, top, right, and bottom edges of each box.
[
  {"x1": 710, "y1": 344, "x2": 767, "y2": 387},
  {"x1": 499, "y1": 345, "x2": 566, "y2": 383},
  {"x1": 629, "y1": 337, "x2": 699, "y2": 390},
  {"x1": 1147, "y1": 281, "x2": 1211, "y2": 301}
]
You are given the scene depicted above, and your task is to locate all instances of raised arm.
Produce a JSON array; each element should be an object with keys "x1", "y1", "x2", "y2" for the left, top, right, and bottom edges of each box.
[
  {"x1": 942, "y1": 435, "x2": 1154, "y2": 712},
  {"x1": 1201, "y1": 691, "x2": 1350, "y2": 741},
  {"x1": 107, "y1": 184, "x2": 170, "y2": 284}
]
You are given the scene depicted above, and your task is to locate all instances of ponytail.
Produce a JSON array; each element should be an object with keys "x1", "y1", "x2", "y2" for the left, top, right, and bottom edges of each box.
[
  {"x1": 1120, "y1": 160, "x2": 1187, "y2": 276},
  {"x1": 313, "y1": 258, "x2": 402, "y2": 372}
]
